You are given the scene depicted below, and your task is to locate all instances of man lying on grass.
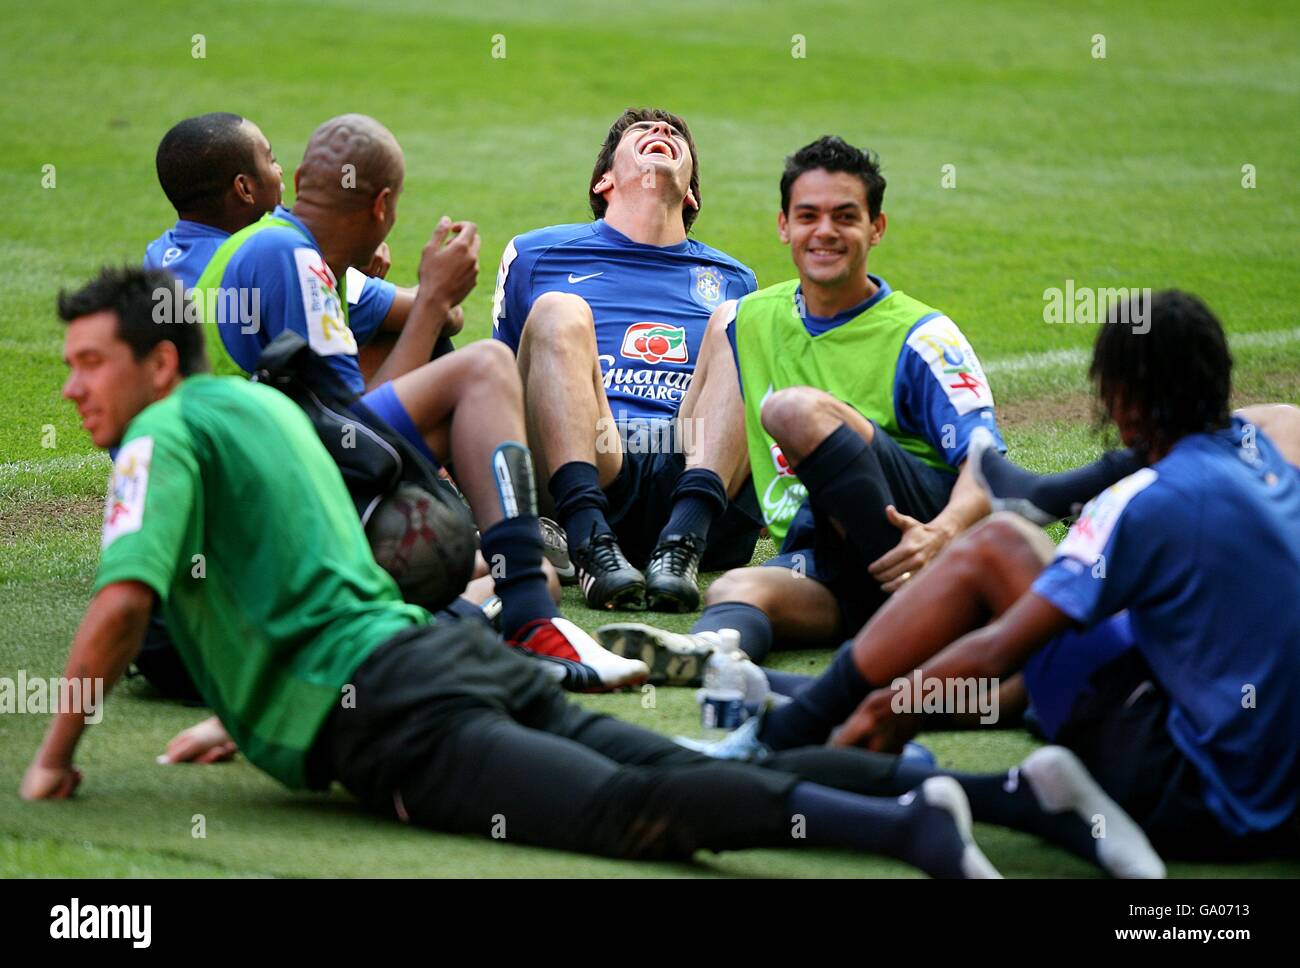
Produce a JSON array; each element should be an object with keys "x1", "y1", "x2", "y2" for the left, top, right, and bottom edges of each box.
[
  {"x1": 19, "y1": 265, "x2": 1166, "y2": 878},
  {"x1": 707, "y1": 290, "x2": 1300, "y2": 862}
]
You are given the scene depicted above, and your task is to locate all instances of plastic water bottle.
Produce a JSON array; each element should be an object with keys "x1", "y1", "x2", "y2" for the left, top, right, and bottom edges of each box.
[{"x1": 698, "y1": 629, "x2": 748, "y2": 738}]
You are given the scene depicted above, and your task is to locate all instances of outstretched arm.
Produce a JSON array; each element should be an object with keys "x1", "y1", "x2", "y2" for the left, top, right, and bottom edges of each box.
[{"x1": 20, "y1": 581, "x2": 154, "y2": 799}]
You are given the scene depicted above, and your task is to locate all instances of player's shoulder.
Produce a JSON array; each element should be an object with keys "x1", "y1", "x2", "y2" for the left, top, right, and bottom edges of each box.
[
  {"x1": 508, "y1": 222, "x2": 599, "y2": 257},
  {"x1": 1056, "y1": 466, "x2": 1172, "y2": 562},
  {"x1": 740, "y1": 277, "x2": 800, "y2": 305},
  {"x1": 684, "y1": 236, "x2": 753, "y2": 277}
]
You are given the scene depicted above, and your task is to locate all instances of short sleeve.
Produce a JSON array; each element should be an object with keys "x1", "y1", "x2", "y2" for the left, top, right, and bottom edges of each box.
[
  {"x1": 894, "y1": 314, "x2": 1004, "y2": 465},
  {"x1": 1031, "y1": 468, "x2": 1173, "y2": 625},
  {"x1": 93, "y1": 418, "x2": 201, "y2": 602},
  {"x1": 345, "y1": 267, "x2": 398, "y2": 346},
  {"x1": 491, "y1": 237, "x2": 531, "y2": 352}
]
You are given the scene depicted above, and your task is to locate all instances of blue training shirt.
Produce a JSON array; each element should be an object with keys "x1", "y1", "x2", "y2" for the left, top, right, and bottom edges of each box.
[
  {"x1": 491, "y1": 219, "x2": 757, "y2": 422},
  {"x1": 144, "y1": 213, "x2": 398, "y2": 383},
  {"x1": 1032, "y1": 418, "x2": 1300, "y2": 836}
]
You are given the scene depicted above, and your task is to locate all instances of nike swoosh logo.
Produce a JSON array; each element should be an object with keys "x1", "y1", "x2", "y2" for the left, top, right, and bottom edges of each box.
[{"x1": 568, "y1": 272, "x2": 604, "y2": 284}]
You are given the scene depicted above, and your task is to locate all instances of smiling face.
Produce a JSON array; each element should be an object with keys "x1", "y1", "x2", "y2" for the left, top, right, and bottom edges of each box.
[
  {"x1": 590, "y1": 112, "x2": 700, "y2": 228},
  {"x1": 778, "y1": 168, "x2": 886, "y2": 290},
  {"x1": 62, "y1": 311, "x2": 175, "y2": 449}
]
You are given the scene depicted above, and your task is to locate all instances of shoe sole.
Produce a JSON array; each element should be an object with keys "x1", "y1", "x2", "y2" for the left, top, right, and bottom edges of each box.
[
  {"x1": 1021, "y1": 746, "x2": 1166, "y2": 879},
  {"x1": 594, "y1": 623, "x2": 712, "y2": 687},
  {"x1": 644, "y1": 585, "x2": 700, "y2": 613}
]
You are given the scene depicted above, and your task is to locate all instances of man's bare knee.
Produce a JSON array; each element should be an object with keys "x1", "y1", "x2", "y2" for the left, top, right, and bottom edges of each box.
[
  {"x1": 703, "y1": 568, "x2": 767, "y2": 609},
  {"x1": 967, "y1": 512, "x2": 1054, "y2": 569},
  {"x1": 524, "y1": 291, "x2": 595, "y2": 345},
  {"x1": 761, "y1": 386, "x2": 871, "y2": 457}
]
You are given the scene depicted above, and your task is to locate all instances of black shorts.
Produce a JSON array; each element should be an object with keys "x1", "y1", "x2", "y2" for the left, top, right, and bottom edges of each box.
[
  {"x1": 306, "y1": 617, "x2": 907, "y2": 859},
  {"x1": 604, "y1": 419, "x2": 763, "y2": 571},
  {"x1": 1055, "y1": 649, "x2": 1300, "y2": 861},
  {"x1": 764, "y1": 422, "x2": 956, "y2": 641}
]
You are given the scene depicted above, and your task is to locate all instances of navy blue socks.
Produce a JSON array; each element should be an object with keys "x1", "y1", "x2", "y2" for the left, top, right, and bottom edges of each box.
[
  {"x1": 662, "y1": 467, "x2": 728, "y2": 544},
  {"x1": 759, "y1": 640, "x2": 871, "y2": 749},
  {"x1": 691, "y1": 601, "x2": 774, "y2": 662},
  {"x1": 549, "y1": 461, "x2": 612, "y2": 552}
]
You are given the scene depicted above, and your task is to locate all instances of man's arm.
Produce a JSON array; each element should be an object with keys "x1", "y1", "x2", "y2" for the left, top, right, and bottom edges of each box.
[
  {"x1": 366, "y1": 219, "x2": 479, "y2": 390},
  {"x1": 20, "y1": 581, "x2": 155, "y2": 800},
  {"x1": 834, "y1": 590, "x2": 1071, "y2": 750},
  {"x1": 378, "y1": 286, "x2": 465, "y2": 338},
  {"x1": 869, "y1": 458, "x2": 991, "y2": 592}
]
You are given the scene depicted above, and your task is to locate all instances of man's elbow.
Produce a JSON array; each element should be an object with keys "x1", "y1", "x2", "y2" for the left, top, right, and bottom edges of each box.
[{"x1": 94, "y1": 581, "x2": 156, "y2": 626}]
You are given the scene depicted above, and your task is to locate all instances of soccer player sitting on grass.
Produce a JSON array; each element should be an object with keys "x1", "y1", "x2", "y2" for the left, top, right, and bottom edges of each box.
[
  {"x1": 19, "y1": 266, "x2": 1168, "y2": 880},
  {"x1": 184, "y1": 112, "x2": 644, "y2": 690},
  {"x1": 713, "y1": 291, "x2": 1300, "y2": 861},
  {"x1": 492, "y1": 108, "x2": 763, "y2": 612},
  {"x1": 598, "y1": 136, "x2": 1005, "y2": 671},
  {"x1": 145, "y1": 112, "x2": 465, "y2": 382}
]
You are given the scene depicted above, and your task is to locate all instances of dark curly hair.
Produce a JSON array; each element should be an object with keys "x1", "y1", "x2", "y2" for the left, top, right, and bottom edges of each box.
[
  {"x1": 1090, "y1": 289, "x2": 1232, "y2": 455},
  {"x1": 781, "y1": 136, "x2": 886, "y2": 219}
]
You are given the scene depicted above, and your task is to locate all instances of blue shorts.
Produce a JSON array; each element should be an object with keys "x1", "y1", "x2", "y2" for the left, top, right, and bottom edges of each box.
[
  {"x1": 603, "y1": 419, "x2": 763, "y2": 571},
  {"x1": 1022, "y1": 611, "x2": 1136, "y2": 741},
  {"x1": 359, "y1": 381, "x2": 440, "y2": 465},
  {"x1": 763, "y1": 422, "x2": 956, "y2": 641}
]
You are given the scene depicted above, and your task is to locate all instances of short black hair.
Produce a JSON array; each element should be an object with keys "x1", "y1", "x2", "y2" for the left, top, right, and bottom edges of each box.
[
  {"x1": 1090, "y1": 289, "x2": 1232, "y2": 455},
  {"x1": 590, "y1": 108, "x2": 701, "y2": 232},
  {"x1": 781, "y1": 136, "x2": 886, "y2": 219},
  {"x1": 155, "y1": 112, "x2": 256, "y2": 216},
  {"x1": 58, "y1": 266, "x2": 208, "y2": 376}
]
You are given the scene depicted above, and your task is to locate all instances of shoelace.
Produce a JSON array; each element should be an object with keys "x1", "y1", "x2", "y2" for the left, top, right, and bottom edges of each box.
[
  {"x1": 583, "y1": 531, "x2": 633, "y2": 573},
  {"x1": 650, "y1": 535, "x2": 700, "y2": 575}
]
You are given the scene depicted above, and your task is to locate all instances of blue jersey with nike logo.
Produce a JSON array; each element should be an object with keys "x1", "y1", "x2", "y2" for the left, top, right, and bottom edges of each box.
[
  {"x1": 144, "y1": 217, "x2": 398, "y2": 352},
  {"x1": 492, "y1": 219, "x2": 757, "y2": 422}
]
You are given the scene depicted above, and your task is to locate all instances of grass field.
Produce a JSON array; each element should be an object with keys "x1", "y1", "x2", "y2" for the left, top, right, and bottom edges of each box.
[{"x1": 1, "y1": 0, "x2": 1298, "y2": 877}]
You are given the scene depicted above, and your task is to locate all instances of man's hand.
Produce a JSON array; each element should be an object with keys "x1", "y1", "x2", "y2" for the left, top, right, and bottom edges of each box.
[
  {"x1": 869, "y1": 505, "x2": 950, "y2": 593},
  {"x1": 832, "y1": 686, "x2": 920, "y2": 752},
  {"x1": 20, "y1": 762, "x2": 82, "y2": 801},
  {"x1": 418, "y1": 217, "x2": 480, "y2": 313},
  {"x1": 159, "y1": 716, "x2": 237, "y2": 765},
  {"x1": 366, "y1": 242, "x2": 392, "y2": 279}
]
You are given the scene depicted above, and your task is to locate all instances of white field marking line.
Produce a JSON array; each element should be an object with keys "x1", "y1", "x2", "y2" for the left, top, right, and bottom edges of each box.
[
  {"x1": 0, "y1": 452, "x2": 109, "y2": 479},
  {"x1": 985, "y1": 326, "x2": 1300, "y2": 376}
]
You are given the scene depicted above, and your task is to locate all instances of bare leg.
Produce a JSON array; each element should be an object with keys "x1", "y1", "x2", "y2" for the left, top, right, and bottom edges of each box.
[
  {"x1": 761, "y1": 385, "x2": 875, "y2": 465},
  {"x1": 703, "y1": 567, "x2": 842, "y2": 646},
  {"x1": 515, "y1": 292, "x2": 624, "y2": 503},
  {"x1": 675, "y1": 306, "x2": 751, "y2": 496},
  {"x1": 388, "y1": 340, "x2": 524, "y2": 532},
  {"x1": 849, "y1": 514, "x2": 1053, "y2": 684},
  {"x1": 1238, "y1": 403, "x2": 1300, "y2": 467}
]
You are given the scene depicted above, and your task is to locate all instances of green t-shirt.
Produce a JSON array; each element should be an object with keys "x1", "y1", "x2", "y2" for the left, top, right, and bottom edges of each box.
[{"x1": 94, "y1": 375, "x2": 428, "y2": 788}]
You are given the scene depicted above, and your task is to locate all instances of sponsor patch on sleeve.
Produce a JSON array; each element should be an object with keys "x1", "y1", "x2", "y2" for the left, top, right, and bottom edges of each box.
[
  {"x1": 293, "y1": 247, "x2": 357, "y2": 357},
  {"x1": 344, "y1": 266, "x2": 368, "y2": 307},
  {"x1": 102, "y1": 436, "x2": 154, "y2": 549},
  {"x1": 1056, "y1": 467, "x2": 1159, "y2": 566},
  {"x1": 905, "y1": 315, "x2": 995, "y2": 415}
]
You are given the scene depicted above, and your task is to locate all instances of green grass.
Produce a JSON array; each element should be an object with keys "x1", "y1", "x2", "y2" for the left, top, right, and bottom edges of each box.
[{"x1": 1, "y1": 0, "x2": 1298, "y2": 877}]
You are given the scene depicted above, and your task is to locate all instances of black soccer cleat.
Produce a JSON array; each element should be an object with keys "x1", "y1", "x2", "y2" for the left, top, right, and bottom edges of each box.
[
  {"x1": 571, "y1": 530, "x2": 645, "y2": 610},
  {"x1": 644, "y1": 533, "x2": 706, "y2": 612}
]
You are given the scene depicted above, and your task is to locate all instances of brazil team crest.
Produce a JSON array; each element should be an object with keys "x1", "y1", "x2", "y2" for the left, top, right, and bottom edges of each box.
[{"x1": 690, "y1": 266, "x2": 725, "y2": 310}]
